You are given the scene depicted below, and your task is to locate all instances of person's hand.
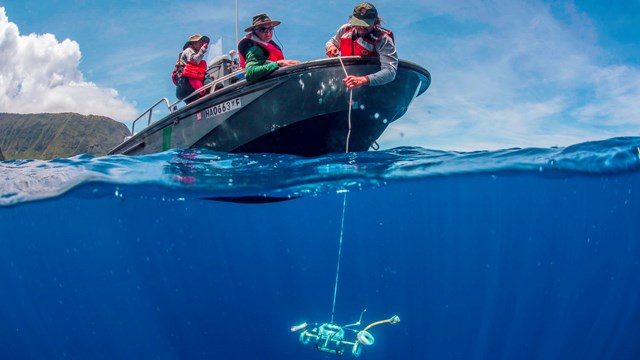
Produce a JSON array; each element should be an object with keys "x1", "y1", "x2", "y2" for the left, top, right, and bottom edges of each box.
[
  {"x1": 277, "y1": 59, "x2": 300, "y2": 67},
  {"x1": 326, "y1": 45, "x2": 339, "y2": 57},
  {"x1": 343, "y1": 75, "x2": 369, "y2": 89}
]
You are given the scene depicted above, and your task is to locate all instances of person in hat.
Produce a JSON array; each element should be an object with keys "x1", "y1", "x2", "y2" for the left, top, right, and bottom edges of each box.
[
  {"x1": 172, "y1": 34, "x2": 211, "y2": 103},
  {"x1": 325, "y1": 2, "x2": 398, "y2": 89},
  {"x1": 237, "y1": 13, "x2": 299, "y2": 83}
]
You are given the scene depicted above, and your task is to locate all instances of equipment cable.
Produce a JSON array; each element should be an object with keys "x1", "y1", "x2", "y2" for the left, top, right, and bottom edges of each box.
[
  {"x1": 330, "y1": 55, "x2": 353, "y2": 324},
  {"x1": 331, "y1": 191, "x2": 348, "y2": 324},
  {"x1": 337, "y1": 56, "x2": 353, "y2": 152}
]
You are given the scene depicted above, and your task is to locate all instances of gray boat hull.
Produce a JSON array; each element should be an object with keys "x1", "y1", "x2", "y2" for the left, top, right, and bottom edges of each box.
[{"x1": 109, "y1": 57, "x2": 430, "y2": 157}]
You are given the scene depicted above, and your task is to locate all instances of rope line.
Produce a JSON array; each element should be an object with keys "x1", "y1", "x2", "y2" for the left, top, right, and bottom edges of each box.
[
  {"x1": 337, "y1": 55, "x2": 349, "y2": 77},
  {"x1": 331, "y1": 192, "x2": 348, "y2": 324},
  {"x1": 330, "y1": 56, "x2": 354, "y2": 324},
  {"x1": 337, "y1": 56, "x2": 353, "y2": 153},
  {"x1": 346, "y1": 91, "x2": 353, "y2": 153}
]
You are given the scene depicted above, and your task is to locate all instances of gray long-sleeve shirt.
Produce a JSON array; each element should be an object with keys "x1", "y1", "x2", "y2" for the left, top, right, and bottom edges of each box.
[
  {"x1": 180, "y1": 46, "x2": 207, "y2": 66},
  {"x1": 325, "y1": 24, "x2": 398, "y2": 86}
]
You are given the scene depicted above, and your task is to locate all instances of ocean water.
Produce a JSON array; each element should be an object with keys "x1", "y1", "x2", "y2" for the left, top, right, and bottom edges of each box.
[{"x1": 1, "y1": 137, "x2": 639, "y2": 359}]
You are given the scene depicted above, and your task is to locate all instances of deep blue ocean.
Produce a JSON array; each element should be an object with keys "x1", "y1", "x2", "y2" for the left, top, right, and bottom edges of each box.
[{"x1": 1, "y1": 137, "x2": 640, "y2": 359}]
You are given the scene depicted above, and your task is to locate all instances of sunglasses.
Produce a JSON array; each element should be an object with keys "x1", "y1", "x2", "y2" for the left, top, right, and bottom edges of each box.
[{"x1": 256, "y1": 26, "x2": 274, "y2": 33}]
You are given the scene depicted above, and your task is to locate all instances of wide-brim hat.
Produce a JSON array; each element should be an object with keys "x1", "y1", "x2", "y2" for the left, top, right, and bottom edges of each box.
[
  {"x1": 349, "y1": 2, "x2": 378, "y2": 27},
  {"x1": 183, "y1": 34, "x2": 210, "y2": 50},
  {"x1": 244, "y1": 13, "x2": 281, "y2": 32}
]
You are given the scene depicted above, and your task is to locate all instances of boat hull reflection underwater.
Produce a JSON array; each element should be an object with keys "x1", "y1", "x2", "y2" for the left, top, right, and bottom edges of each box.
[{"x1": 109, "y1": 57, "x2": 431, "y2": 157}]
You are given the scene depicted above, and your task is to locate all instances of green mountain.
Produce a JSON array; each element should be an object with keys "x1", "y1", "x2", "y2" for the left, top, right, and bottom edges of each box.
[{"x1": 0, "y1": 113, "x2": 131, "y2": 160}]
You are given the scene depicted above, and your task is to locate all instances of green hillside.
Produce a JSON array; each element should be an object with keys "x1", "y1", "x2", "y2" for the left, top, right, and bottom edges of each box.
[{"x1": 0, "y1": 113, "x2": 131, "y2": 160}]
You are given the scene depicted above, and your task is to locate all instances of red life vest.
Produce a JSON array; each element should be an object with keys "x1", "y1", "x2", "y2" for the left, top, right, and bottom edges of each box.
[
  {"x1": 339, "y1": 26, "x2": 394, "y2": 57},
  {"x1": 238, "y1": 34, "x2": 284, "y2": 68},
  {"x1": 171, "y1": 52, "x2": 207, "y2": 85},
  {"x1": 182, "y1": 60, "x2": 207, "y2": 80}
]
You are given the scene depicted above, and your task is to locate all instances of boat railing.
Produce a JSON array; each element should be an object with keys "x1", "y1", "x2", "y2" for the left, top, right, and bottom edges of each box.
[
  {"x1": 130, "y1": 68, "x2": 245, "y2": 136},
  {"x1": 169, "y1": 68, "x2": 246, "y2": 109},
  {"x1": 130, "y1": 97, "x2": 172, "y2": 135}
]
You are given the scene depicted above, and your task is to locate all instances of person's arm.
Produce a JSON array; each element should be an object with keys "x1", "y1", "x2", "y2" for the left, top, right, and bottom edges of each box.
[
  {"x1": 367, "y1": 36, "x2": 398, "y2": 86},
  {"x1": 185, "y1": 46, "x2": 207, "y2": 64},
  {"x1": 325, "y1": 25, "x2": 348, "y2": 57},
  {"x1": 244, "y1": 46, "x2": 279, "y2": 83}
]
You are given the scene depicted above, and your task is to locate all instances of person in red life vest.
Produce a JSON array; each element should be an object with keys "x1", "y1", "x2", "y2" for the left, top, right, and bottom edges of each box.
[
  {"x1": 172, "y1": 34, "x2": 210, "y2": 103},
  {"x1": 325, "y1": 2, "x2": 398, "y2": 89},
  {"x1": 237, "y1": 13, "x2": 299, "y2": 83}
]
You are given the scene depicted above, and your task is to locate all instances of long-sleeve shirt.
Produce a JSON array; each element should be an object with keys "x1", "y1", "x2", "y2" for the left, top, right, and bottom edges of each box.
[
  {"x1": 325, "y1": 24, "x2": 398, "y2": 86},
  {"x1": 176, "y1": 46, "x2": 208, "y2": 100},
  {"x1": 180, "y1": 46, "x2": 207, "y2": 66},
  {"x1": 244, "y1": 46, "x2": 279, "y2": 83}
]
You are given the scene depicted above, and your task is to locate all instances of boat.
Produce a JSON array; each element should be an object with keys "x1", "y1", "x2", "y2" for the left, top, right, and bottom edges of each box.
[{"x1": 109, "y1": 56, "x2": 431, "y2": 157}]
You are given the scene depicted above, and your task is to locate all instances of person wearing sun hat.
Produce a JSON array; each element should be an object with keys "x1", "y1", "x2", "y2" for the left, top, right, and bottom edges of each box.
[
  {"x1": 172, "y1": 34, "x2": 211, "y2": 103},
  {"x1": 237, "y1": 13, "x2": 299, "y2": 83},
  {"x1": 325, "y1": 2, "x2": 398, "y2": 89}
]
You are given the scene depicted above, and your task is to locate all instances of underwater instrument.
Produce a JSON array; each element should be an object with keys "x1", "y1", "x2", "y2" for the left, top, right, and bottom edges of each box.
[
  {"x1": 292, "y1": 60, "x2": 400, "y2": 356},
  {"x1": 291, "y1": 311, "x2": 400, "y2": 357}
]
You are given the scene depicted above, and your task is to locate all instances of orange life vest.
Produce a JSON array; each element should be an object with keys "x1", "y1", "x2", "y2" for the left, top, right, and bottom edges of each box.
[
  {"x1": 238, "y1": 34, "x2": 285, "y2": 68},
  {"x1": 172, "y1": 52, "x2": 208, "y2": 85},
  {"x1": 339, "y1": 26, "x2": 394, "y2": 57}
]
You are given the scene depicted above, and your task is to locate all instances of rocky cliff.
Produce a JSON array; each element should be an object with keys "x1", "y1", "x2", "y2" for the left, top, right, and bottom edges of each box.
[{"x1": 0, "y1": 113, "x2": 131, "y2": 160}]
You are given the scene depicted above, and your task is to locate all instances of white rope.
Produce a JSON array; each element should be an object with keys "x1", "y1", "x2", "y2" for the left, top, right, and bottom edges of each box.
[
  {"x1": 330, "y1": 56, "x2": 354, "y2": 324},
  {"x1": 337, "y1": 56, "x2": 353, "y2": 153},
  {"x1": 338, "y1": 55, "x2": 349, "y2": 77},
  {"x1": 346, "y1": 91, "x2": 353, "y2": 153},
  {"x1": 331, "y1": 191, "x2": 348, "y2": 324}
]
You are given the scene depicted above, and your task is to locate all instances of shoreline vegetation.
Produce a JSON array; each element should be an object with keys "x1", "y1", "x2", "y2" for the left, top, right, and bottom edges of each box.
[{"x1": 0, "y1": 113, "x2": 130, "y2": 160}]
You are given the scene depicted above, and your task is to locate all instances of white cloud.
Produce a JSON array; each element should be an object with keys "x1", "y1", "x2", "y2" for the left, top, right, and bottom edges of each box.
[
  {"x1": 575, "y1": 65, "x2": 640, "y2": 127},
  {"x1": 0, "y1": 7, "x2": 137, "y2": 120},
  {"x1": 380, "y1": 0, "x2": 640, "y2": 150},
  {"x1": 205, "y1": 37, "x2": 226, "y2": 64}
]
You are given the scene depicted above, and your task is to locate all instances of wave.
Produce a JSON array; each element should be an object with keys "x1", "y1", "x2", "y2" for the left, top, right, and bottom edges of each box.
[{"x1": 1, "y1": 137, "x2": 639, "y2": 206}]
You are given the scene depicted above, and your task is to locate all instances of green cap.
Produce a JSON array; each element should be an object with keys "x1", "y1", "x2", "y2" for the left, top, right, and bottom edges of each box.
[{"x1": 349, "y1": 2, "x2": 378, "y2": 27}]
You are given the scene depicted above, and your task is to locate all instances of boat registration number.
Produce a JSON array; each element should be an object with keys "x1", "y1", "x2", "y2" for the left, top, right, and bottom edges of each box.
[{"x1": 204, "y1": 98, "x2": 242, "y2": 118}]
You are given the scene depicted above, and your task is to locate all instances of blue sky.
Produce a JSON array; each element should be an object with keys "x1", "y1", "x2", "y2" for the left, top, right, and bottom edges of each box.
[{"x1": 1, "y1": 0, "x2": 639, "y2": 151}]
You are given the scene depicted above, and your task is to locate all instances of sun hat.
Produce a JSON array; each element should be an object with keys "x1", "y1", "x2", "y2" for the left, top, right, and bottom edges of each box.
[
  {"x1": 349, "y1": 2, "x2": 378, "y2": 27},
  {"x1": 244, "y1": 13, "x2": 282, "y2": 32},
  {"x1": 183, "y1": 34, "x2": 210, "y2": 50}
]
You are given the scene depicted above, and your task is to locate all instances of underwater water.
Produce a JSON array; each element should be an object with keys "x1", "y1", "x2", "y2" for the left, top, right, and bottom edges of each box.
[{"x1": 1, "y1": 137, "x2": 640, "y2": 359}]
